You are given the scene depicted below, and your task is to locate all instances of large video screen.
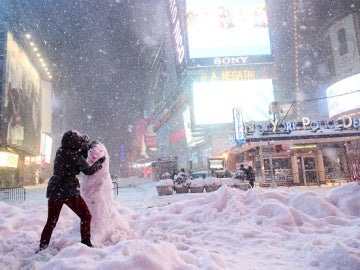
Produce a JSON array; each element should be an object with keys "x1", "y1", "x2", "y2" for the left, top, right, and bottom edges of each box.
[
  {"x1": 4, "y1": 32, "x2": 41, "y2": 152},
  {"x1": 192, "y1": 80, "x2": 274, "y2": 125},
  {"x1": 185, "y1": 0, "x2": 272, "y2": 64},
  {"x1": 326, "y1": 73, "x2": 360, "y2": 118}
]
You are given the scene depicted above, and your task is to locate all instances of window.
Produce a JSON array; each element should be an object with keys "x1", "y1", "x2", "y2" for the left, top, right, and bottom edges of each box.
[{"x1": 337, "y1": 28, "x2": 348, "y2": 56}]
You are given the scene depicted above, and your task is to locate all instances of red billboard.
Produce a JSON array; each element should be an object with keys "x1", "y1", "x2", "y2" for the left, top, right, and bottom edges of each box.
[{"x1": 138, "y1": 118, "x2": 157, "y2": 159}]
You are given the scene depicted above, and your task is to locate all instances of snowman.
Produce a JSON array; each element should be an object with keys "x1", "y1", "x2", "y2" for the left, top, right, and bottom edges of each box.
[{"x1": 81, "y1": 141, "x2": 135, "y2": 246}]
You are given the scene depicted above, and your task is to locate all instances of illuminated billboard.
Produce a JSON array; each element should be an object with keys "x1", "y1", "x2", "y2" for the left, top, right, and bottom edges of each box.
[
  {"x1": 40, "y1": 133, "x2": 53, "y2": 164},
  {"x1": 138, "y1": 118, "x2": 157, "y2": 159},
  {"x1": 326, "y1": 73, "x2": 360, "y2": 118},
  {"x1": 0, "y1": 151, "x2": 19, "y2": 168},
  {"x1": 185, "y1": 0, "x2": 272, "y2": 66},
  {"x1": 167, "y1": 0, "x2": 187, "y2": 75},
  {"x1": 183, "y1": 107, "x2": 192, "y2": 144},
  {"x1": 192, "y1": 79, "x2": 274, "y2": 125},
  {"x1": 40, "y1": 80, "x2": 52, "y2": 134},
  {"x1": 4, "y1": 32, "x2": 41, "y2": 152}
]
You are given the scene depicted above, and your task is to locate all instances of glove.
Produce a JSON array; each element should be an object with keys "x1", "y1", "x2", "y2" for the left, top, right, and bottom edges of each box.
[
  {"x1": 95, "y1": 164, "x2": 103, "y2": 170},
  {"x1": 92, "y1": 156, "x2": 105, "y2": 172},
  {"x1": 97, "y1": 156, "x2": 106, "y2": 164}
]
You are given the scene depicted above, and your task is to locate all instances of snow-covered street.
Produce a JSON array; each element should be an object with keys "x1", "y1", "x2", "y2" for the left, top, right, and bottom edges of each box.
[{"x1": 1, "y1": 178, "x2": 359, "y2": 270}]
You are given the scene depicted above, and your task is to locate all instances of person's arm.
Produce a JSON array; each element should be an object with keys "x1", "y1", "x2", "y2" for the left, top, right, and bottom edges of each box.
[
  {"x1": 78, "y1": 155, "x2": 106, "y2": 175},
  {"x1": 79, "y1": 134, "x2": 90, "y2": 158}
]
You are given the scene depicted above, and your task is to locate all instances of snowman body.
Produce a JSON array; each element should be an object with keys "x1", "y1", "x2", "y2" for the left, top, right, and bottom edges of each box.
[{"x1": 81, "y1": 141, "x2": 135, "y2": 246}]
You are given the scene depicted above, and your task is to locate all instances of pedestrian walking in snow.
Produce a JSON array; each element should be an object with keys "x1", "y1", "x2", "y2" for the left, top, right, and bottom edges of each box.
[{"x1": 247, "y1": 166, "x2": 255, "y2": 188}]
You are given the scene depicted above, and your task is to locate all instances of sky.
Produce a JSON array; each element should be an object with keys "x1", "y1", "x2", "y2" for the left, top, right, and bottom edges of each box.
[
  {"x1": 1, "y1": 142, "x2": 360, "y2": 270},
  {"x1": 10, "y1": 0, "x2": 170, "y2": 166}
]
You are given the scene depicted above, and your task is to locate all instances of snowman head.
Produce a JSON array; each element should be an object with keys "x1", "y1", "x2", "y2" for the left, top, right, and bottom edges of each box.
[{"x1": 87, "y1": 141, "x2": 109, "y2": 171}]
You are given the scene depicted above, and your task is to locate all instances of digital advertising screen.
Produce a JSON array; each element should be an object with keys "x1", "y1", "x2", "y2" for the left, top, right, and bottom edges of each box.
[
  {"x1": 4, "y1": 32, "x2": 41, "y2": 152},
  {"x1": 192, "y1": 79, "x2": 274, "y2": 125},
  {"x1": 326, "y1": 73, "x2": 360, "y2": 118},
  {"x1": 40, "y1": 133, "x2": 53, "y2": 164},
  {"x1": 185, "y1": 0, "x2": 272, "y2": 66}
]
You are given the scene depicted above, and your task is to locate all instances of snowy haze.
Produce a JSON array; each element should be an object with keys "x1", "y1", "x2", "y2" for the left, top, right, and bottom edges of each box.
[{"x1": 1, "y1": 180, "x2": 360, "y2": 269}]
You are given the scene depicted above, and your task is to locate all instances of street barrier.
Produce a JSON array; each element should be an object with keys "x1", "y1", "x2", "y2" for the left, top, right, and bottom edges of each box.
[
  {"x1": 0, "y1": 187, "x2": 26, "y2": 201},
  {"x1": 112, "y1": 181, "x2": 119, "y2": 196}
]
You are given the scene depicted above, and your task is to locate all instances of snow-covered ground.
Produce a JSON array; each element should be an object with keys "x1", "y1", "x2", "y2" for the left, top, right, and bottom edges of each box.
[{"x1": 1, "y1": 177, "x2": 360, "y2": 270}]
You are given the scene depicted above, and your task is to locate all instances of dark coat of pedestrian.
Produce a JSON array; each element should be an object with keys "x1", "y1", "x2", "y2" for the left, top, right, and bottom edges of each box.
[
  {"x1": 247, "y1": 166, "x2": 255, "y2": 188},
  {"x1": 39, "y1": 130, "x2": 105, "y2": 251}
]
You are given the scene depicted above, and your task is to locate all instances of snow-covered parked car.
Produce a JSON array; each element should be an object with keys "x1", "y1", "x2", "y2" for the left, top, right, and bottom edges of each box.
[{"x1": 189, "y1": 170, "x2": 208, "y2": 180}]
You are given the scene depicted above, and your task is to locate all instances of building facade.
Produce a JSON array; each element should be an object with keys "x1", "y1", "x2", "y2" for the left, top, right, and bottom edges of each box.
[
  {"x1": 0, "y1": 4, "x2": 53, "y2": 187},
  {"x1": 140, "y1": 0, "x2": 360, "y2": 184},
  {"x1": 228, "y1": 1, "x2": 360, "y2": 185}
]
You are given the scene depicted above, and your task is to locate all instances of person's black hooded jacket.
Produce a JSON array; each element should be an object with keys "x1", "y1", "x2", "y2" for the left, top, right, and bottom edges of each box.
[{"x1": 46, "y1": 130, "x2": 105, "y2": 199}]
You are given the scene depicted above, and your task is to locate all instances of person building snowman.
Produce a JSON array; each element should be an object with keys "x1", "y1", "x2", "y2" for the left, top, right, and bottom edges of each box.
[{"x1": 39, "y1": 130, "x2": 105, "y2": 251}]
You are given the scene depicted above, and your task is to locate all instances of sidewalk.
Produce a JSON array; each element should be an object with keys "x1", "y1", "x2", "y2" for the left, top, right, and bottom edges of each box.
[{"x1": 114, "y1": 176, "x2": 155, "y2": 187}]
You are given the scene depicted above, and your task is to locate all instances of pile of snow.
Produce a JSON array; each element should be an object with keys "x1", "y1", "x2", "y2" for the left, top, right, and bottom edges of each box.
[
  {"x1": 189, "y1": 178, "x2": 205, "y2": 187},
  {"x1": 203, "y1": 177, "x2": 221, "y2": 186},
  {"x1": 156, "y1": 179, "x2": 174, "y2": 187},
  {"x1": 0, "y1": 181, "x2": 359, "y2": 269}
]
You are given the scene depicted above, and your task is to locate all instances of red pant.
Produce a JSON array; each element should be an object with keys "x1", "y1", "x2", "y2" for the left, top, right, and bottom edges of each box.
[{"x1": 40, "y1": 195, "x2": 92, "y2": 246}]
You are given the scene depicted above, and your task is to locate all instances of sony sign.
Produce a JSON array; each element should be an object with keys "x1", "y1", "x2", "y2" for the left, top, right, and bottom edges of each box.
[
  {"x1": 169, "y1": 0, "x2": 185, "y2": 64},
  {"x1": 214, "y1": 56, "x2": 249, "y2": 65}
]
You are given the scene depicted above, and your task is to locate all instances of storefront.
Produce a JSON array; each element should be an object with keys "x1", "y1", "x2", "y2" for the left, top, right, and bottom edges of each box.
[
  {"x1": 227, "y1": 116, "x2": 360, "y2": 186},
  {"x1": 0, "y1": 30, "x2": 53, "y2": 187}
]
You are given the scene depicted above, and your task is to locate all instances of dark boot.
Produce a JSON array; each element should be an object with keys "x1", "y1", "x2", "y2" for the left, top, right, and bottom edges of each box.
[
  {"x1": 81, "y1": 238, "x2": 93, "y2": 247},
  {"x1": 36, "y1": 243, "x2": 48, "y2": 253}
]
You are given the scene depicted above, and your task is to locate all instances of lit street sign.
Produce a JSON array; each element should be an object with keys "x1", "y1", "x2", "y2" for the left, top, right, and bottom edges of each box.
[{"x1": 233, "y1": 108, "x2": 245, "y2": 147}]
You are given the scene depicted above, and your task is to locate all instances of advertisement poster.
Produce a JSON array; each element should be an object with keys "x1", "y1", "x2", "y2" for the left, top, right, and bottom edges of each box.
[
  {"x1": 138, "y1": 118, "x2": 157, "y2": 159},
  {"x1": 4, "y1": 32, "x2": 41, "y2": 152}
]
